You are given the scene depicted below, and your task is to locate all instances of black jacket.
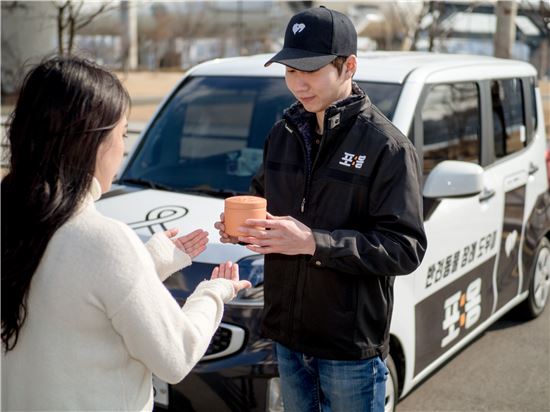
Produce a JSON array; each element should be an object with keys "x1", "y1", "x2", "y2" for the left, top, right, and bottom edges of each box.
[{"x1": 251, "y1": 84, "x2": 427, "y2": 360}]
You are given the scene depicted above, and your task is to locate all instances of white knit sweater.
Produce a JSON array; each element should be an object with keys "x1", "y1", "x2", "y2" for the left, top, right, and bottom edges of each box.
[{"x1": 1, "y1": 179, "x2": 235, "y2": 411}]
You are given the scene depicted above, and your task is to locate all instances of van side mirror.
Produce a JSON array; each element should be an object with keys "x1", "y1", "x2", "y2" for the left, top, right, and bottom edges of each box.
[{"x1": 423, "y1": 160, "x2": 484, "y2": 199}]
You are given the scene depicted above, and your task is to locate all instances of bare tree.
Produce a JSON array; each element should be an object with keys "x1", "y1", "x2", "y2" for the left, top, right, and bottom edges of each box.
[
  {"x1": 377, "y1": 2, "x2": 427, "y2": 51},
  {"x1": 407, "y1": 2, "x2": 432, "y2": 51},
  {"x1": 374, "y1": 2, "x2": 442, "y2": 51},
  {"x1": 287, "y1": 1, "x2": 314, "y2": 13},
  {"x1": 1, "y1": 2, "x2": 27, "y2": 12},
  {"x1": 1, "y1": 2, "x2": 30, "y2": 94},
  {"x1": 140, "y1": 3, "x2": 221, "y2": 69},
  {"x1": 518, "y1": 0, "x2": 550, "y2": 76},
  {"x1": 170, "y1": 7, "x2": 209, "y2": 68},
  {"x1": 51, "y1": 0, "x2": 117, "y2": 55},
  {"x1": 138, "y1": 3, "x2": 178, "y2": 68},
  {"x1": 399, "y1": 1, "x2": 484, "y2": 52}
]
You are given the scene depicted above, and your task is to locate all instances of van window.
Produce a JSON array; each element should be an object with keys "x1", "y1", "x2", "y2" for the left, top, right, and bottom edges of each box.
[
  {"x1": 122, "y1": 76, "x2": 295, "y2": 194},
  {"x1": 491, "y1": 78, "x2": 526, "y2": 158},
  {"x1": 357, "y1": 81, "x2": 401, "y2": 121},
  {"x1": 421, "y1": 83, "x2": 480, "y2": 175},
  {"x1": 529, "y1": 77, "x2": 538, "y2": 137}
]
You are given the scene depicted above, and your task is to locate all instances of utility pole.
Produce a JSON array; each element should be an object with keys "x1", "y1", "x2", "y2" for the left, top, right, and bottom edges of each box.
[
  {"x1": 121, "y1": 0, "x2": 138, "y2": 70},
  {"x1": 538, "y1": 0, "x2": 549, "y2": 77},
  {"x1": 494, "y1": 0, "x2": 517, "y2": 59},
  {"x1": 237, "y1": 0, "x2": 244, "y2": 55}
]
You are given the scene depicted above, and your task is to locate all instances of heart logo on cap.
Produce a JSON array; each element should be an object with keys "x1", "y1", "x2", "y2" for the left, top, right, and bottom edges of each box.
[{"x1": 292, "y1": 23, "x2": 305, "y2": 35}]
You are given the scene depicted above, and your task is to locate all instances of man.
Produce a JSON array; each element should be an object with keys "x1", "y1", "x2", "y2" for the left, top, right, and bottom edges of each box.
[{"x1": 215, "y1": 6, "x2": 427, "y2": 411}]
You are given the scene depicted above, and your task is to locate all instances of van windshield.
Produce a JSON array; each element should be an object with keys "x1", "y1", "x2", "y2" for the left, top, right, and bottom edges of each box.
[{"x1": 121, "y1": 76, "x2": 402, "y2": 195}]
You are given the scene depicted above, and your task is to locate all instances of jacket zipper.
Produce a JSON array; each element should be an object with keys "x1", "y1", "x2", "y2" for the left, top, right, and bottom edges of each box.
[
  {"x1": 284, "y1": 120, "x2": 310, "y2": 346},
  {"x1": 301, "y1": 114, "x2": 329, "y2": 213},
  {"x1": 285, "y1": 114, "x2": 334, "y2": 343},
  {"x1": 285, "y1": 121, "x2": 310, "y2": 214},
  {"x1": 282, "y1": 108, "x2": 344, "y2": 347}
]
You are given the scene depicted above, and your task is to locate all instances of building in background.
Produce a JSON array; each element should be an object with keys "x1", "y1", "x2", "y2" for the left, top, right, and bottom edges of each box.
[
  {"x1": 413, "y1": 1, "x2": 549, "y2": 77},
  {"x1": 1, "y1": 1, "x2": 294, "y2": 92},
  {"x1": 1, "y1": 2, "x2": 57, "y2": 94},
  {"x1": 1, "y1": 0, "x2": 548, "y2": 96}
]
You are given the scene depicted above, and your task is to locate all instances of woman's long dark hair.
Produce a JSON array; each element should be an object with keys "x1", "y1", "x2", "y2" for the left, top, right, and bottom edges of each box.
[{"x1": 1, "y1": 56, "x2": 130, "y2": 351}]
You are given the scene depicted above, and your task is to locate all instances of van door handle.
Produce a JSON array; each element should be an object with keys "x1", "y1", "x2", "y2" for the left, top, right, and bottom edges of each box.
[
  {"x1": 528, "y1": 162, "x2": 539, "y2": 176},
  {"x1": 479, "y1": 188, "x2": 496, "y2": 202}
]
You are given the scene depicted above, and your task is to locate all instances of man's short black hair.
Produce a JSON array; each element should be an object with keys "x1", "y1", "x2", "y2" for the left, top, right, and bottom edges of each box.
[{"x1": 331, "y1": 56, "x2": 347, "y2": 75}]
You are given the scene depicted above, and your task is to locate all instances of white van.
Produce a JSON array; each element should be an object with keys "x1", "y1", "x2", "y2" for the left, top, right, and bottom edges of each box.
[{"x1": 97, "y1": 52, "x2": 550, "y2": 412}]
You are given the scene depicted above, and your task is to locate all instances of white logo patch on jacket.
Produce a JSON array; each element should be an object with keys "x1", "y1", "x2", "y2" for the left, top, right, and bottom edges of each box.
[{"x1": 339, "y1": 152, "x2": 366, "y2": 169}]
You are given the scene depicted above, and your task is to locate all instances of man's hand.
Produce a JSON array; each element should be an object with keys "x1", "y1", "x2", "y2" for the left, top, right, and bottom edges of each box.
[
  {"x1": 164, "y1": 228, "x2": 208, "y2": 259},
  {"x1": 237, "y1": 213, "x2": 316, "y2": 255},
  {"x1": 214, "y1": 212, "x2": 239, "y2": 244}
]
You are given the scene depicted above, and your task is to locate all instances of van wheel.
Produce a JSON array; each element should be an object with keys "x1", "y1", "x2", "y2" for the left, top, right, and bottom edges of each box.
[
  {"x1": 385, "y1": 354, "x2": 398, "y2": 412},
  {"x1": 519, "y1": 237, "x2": 550, "y2": 319}
]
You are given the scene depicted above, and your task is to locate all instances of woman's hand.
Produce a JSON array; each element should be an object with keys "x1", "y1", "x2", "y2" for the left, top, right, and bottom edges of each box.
[
  {"x1": 164, "y1": 228, "x2": 209, "y2": 259},
  {"x1": 211, "y1": 261, "x2": 251, "y2": 295}
]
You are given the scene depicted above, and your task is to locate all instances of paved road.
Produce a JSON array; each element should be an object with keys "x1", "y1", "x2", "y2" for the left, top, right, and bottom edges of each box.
[{"x1": 396, "y1": 305, "x2": 550, "y2": 412}]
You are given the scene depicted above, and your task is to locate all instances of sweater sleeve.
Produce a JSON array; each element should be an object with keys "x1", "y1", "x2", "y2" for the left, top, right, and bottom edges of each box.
[
  {"x1": 110, "y1": 276, "x2": 234, "y2": 384},
  {"x1": 144, "y1": 232, "x2": 192, "y2": 281},
  {"x1": 99, "y1": 222, "x2": 235, "y2": 384}
]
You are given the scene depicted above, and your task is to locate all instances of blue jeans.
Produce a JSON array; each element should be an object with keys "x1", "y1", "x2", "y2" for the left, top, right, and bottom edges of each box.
[{"x1": 276, "y1": 343, "x2": 388, "y2": 412}]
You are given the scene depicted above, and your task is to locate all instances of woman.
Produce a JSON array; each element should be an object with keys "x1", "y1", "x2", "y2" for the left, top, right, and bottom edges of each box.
[{"x1": 1, "y1": 56, "x2": 250, "y2": 411}]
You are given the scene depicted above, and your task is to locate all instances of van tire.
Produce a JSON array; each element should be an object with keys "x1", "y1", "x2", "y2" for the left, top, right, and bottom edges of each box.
[
  {"x1": 518, "y1": 237, "x2": 550, "y2": 319},
  {"x1": 385, "y1": 354, "x2": 398, "y2": 412}
]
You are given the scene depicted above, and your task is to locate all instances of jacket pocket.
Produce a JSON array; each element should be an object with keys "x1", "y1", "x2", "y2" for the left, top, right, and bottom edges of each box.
[
  {"x1": 300, "y1": 269, "x2": 357, "y2": 343},
  {"x1": 309, "y1": 173, "x2": 370, "y2": 230}
]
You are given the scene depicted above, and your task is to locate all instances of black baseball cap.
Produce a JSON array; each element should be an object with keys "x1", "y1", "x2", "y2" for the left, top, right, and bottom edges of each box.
[{"x1": 265, "y1": 6, "x2": 357, "y2": 72}]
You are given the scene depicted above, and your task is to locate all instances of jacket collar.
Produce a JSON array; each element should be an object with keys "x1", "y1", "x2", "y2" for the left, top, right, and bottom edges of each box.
[
  {"x1": 282, "y1": 82, "x2": 370, "y2": 169},
  {"x1": 325, "y1": 82, "x2": 370, "y2": 133},
  {"x1": 283, "y1": 82, "x2": 370, "y2": 137}
]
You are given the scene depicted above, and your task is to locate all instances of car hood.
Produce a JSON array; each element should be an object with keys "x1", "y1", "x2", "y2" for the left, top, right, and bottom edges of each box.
[{"x1": 95, "y1": 185, "x2": 256, "y2": 265}]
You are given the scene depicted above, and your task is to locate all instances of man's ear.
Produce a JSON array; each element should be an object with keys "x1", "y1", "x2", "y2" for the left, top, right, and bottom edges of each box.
[{"x1": 344, "y1": 55, "x2": 357, "y2": 80}]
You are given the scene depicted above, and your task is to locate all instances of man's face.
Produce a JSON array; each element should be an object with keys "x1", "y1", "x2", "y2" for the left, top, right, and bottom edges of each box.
[{"x1": 284, "y1": 61, "x2": 351, "y2": 115}]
